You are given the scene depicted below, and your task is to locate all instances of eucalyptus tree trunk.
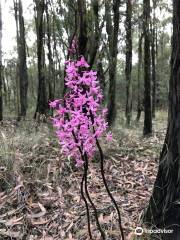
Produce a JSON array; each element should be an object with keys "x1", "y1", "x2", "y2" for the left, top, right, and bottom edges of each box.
[
  {"x1": 125, "y1": 0, "x2": 133, "y2": 126},
  {"x1": 14, "y1": 0, "x2": 28, "y2": 119},
  {"x1": 136, "y1": 31, "x2": 143, "y2": 122},
  {"x1": 34, "y1": 0, "x2": 48, "y2": 120},
  {"x1": 45, "y1": 0, "x2": 55, "y2": 102},
  {"x1": 144, "y1": 2, "x2": 180, "y2": 239},
  {"x1": 52, "y1": 14, "x2": 61, "y2": 97},
  {"x1": 89, "y1": 0, "x2": 100, "y2": 69},
  {"x1": 18, "y1": 0, "x2": 28, "y2": 118},
  {"x1": 14, "y1": 0, "x2": 21, "y2": 119},
  {"x1": 0, "y1": 1, "x2": 2, "y2": 121},
  {"x1": 151, "y1": 0, "x2": 156, "y2": 119},
  {"x1": 105, "y1": 0, "x2": 121, "y2": 126},
  {"x1": 155, "y1": 25, "x2": 159, "y2": 108},
  {"x1": 143, "y1": 0, "x2": 152, "y2": 136},
  {"x1": 77, "y1": 0, "x2": 88, "y2": 56}
]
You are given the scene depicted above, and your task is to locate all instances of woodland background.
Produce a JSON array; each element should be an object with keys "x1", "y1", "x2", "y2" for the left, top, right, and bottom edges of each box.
[
  {"x1": 0, "y1": 0, "x2": 172, "y2": 126},
  {"x1": 0, "y1": 0, "x2": 175, "y2": 239}
]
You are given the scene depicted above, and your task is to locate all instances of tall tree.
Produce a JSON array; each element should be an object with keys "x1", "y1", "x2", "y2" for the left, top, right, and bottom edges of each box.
[
  {"x1": 45, "y1": 0, "x2": 55, "y2": 102},
  {"x1": 136, "y1": 29, "x2": 143, "y2": 122},
  {"x1": 34, "y1": 0, "x2": 48, "y2": 119},
  {"x1": 105, "y1": 0, "x2": 121, "y2": 126},
  {"x1": 14, "y1": 1, "x2": 20, "y2": 118},
  {"x1": 77, "y1": 0, "x2": 88, "y2": 56},
  {"x1": 151, "y1": 0, "x2": 157, "y2": 118},
  {"x1": 14, "y1": 0, "x2": 28, "y2": 119},
  {"x1": 144, "y1": 1, "x2": 180, "y2": 239},
  {"x1": 125, "y1": 0, "x2": 133, "y2": 126},
  {"x1": 143, "y1": 0, "x2": 152, "y2": 135},
  {"x1": 0, "y1": 1, "x2": 2, "y2": 121}
]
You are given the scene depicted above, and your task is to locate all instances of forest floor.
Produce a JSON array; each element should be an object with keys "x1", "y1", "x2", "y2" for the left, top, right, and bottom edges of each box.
[{"x1": 0, "y1": 111, "x2": 167, "y2": 240}]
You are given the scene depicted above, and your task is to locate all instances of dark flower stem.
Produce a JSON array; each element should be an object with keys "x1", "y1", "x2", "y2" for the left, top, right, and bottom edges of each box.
[
  {"x1": 89, "y1": 110, "x2": 124, "y2": 239},
  {"x1": 84, "y1": 154, "x2": 106, "y2": 239},
  {"x1": 95, "y1": 138, "x2": 125, "y2": 240},
  {"x1": 65, "y1": 124, "x2": 94, "y2": 238},
  {"x1": 68, "y1": 128, "x2": 93, "y2": 239},
  {"x1": 80, "y1": 167, "x2": 92, "y2": 239},
  {"x1": 71, "y1": 129, "x2": 105, "y2": 239},
  {"x1": 70, "y1": 115, "x2": 105, "y2": 238},
  {"x1": 72, "y1": 128, "x2": 105, "y2": 238}
]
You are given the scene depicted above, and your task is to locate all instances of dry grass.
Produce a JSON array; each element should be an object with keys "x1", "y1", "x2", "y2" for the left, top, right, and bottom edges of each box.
[{"x1": 0, "y1": 111, "x2": 168, "y2": 239}]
